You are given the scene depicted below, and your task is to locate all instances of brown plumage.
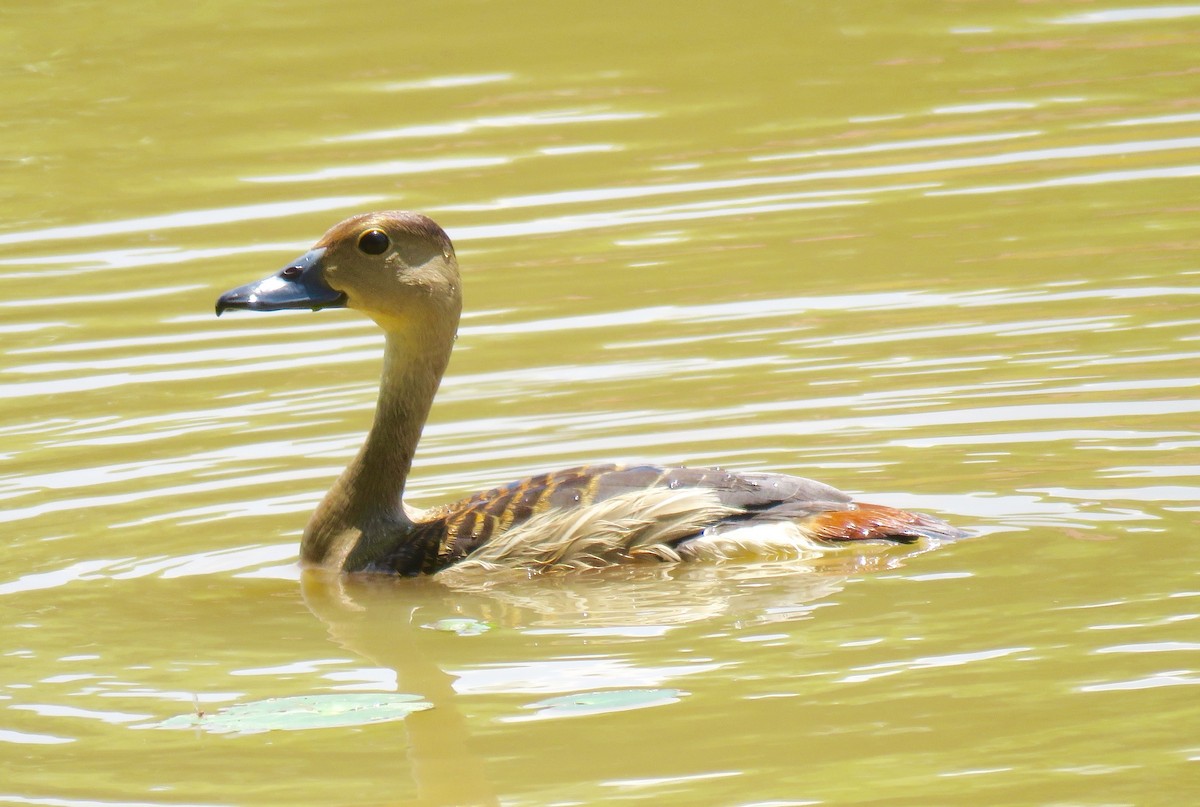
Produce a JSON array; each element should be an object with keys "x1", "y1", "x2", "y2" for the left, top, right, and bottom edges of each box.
[{"x1": 216, "y1": 211, "x2": 963, "y2": 576}]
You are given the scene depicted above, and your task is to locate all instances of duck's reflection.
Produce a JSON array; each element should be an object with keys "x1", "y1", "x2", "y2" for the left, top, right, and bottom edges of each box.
[
  {"x1": 305, "y1": 540, "x2": 930, "y2": 633},
  {"x1": 300, "y1": 545, "x2": 931, "y2": 805}
]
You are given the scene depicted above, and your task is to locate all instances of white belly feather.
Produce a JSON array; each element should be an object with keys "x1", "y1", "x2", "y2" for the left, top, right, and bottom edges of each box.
[{"x1": 677, "y1": 521, "x2": 835, "y2": 563}]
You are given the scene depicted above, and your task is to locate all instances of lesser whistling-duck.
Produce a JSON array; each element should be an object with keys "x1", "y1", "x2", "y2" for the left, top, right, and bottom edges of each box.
[{"x1": 216, "y1": 211, "x2": 962, "y2": 575}]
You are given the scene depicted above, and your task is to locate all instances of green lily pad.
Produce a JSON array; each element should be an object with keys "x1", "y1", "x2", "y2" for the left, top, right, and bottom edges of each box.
[
  {"x1": 150, "y1": 693, "x2": 432, "y2": 735},
  {"x1": 515, "y1": 689, "x2": 685, "y2": 721},
  {"x1": 423, "y1": 618, "x2": 491, "y2": 636}
]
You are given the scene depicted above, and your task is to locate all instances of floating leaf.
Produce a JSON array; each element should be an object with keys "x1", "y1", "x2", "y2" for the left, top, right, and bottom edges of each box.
[
  {"x1": 513, "y1": 688, "x2": 685, "y2": 721},
  {"x1": 150, "y1": 693, "x2": 432, "y2": 735},
  {"x1": 423, "y1": 618, "x2": 491, "y2": 636}
]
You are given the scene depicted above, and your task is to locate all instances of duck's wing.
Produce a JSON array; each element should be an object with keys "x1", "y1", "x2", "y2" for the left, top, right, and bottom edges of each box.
[{"x1": 391, "y1": 464, "x2": 961, "y2": 575}]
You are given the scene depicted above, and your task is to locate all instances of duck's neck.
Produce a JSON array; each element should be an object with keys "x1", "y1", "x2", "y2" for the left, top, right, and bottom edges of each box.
[{"x1": 301, "y1": 328, "x2": 453, "y2": 570}]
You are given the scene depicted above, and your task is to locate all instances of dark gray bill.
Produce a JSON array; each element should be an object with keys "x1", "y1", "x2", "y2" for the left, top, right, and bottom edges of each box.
[{"x1": 215, "y1": 247, "x2": 346, "y2": 316}]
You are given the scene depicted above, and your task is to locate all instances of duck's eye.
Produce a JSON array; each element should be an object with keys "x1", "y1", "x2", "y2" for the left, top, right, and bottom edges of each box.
[{"x1": 358, "y1": 229, "x2": 390, "y2": 255}]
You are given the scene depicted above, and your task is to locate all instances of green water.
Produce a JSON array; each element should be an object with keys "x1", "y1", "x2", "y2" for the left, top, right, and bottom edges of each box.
[{"x1": 2, "y1": 1, "x2": 1198, "y2": 804}]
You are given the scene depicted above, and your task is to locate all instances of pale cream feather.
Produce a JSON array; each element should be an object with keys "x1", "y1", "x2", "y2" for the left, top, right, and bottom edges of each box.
[{"x1": 440, "y1": 487, "x2": 737, "y2": 575}]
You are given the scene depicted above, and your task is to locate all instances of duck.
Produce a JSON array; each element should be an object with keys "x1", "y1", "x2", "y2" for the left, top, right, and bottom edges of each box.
[{"x1": 216, "y1": 211, "x2": 963, "y2": 575}]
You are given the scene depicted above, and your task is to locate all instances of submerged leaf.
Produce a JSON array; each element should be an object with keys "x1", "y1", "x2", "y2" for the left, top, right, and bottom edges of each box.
[
  {"x1": 150, "y1": 693, "x2": 432, "y2": 735},
  {"x1": 513, "y1": 688, "x2": 685, "y2": 721}
]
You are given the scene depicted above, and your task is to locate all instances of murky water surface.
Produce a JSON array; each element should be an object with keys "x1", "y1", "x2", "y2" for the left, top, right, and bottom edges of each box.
[{"x1": 2, "y1": 1, "x2": 1198, "y2": 804}]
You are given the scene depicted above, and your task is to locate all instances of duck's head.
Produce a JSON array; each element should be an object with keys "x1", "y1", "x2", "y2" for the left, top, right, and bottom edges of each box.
[{"x1": 216, "y1": 211, "x2": 461, "y2": 334}]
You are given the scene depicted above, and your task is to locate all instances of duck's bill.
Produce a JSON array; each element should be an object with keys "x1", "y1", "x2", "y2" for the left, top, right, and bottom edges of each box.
[{"x1": 215, "y1": 247, "x2": 347, "y2": 316}]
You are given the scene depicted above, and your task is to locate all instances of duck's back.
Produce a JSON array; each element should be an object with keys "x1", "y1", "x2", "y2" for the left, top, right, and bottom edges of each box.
[{"x1": 383, "y1": 464, "x2": 961, "y2": 575}]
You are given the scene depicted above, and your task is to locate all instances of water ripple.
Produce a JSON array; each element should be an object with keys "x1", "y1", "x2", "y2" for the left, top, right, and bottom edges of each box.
[{"x1": 0, "y1": 197, "x2": 383, "y2": 247}]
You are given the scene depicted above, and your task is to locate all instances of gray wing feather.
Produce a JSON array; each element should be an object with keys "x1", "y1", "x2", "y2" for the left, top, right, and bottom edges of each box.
[{"x1": 591, "y1": 464, "x2": 851, "y2": 515}]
